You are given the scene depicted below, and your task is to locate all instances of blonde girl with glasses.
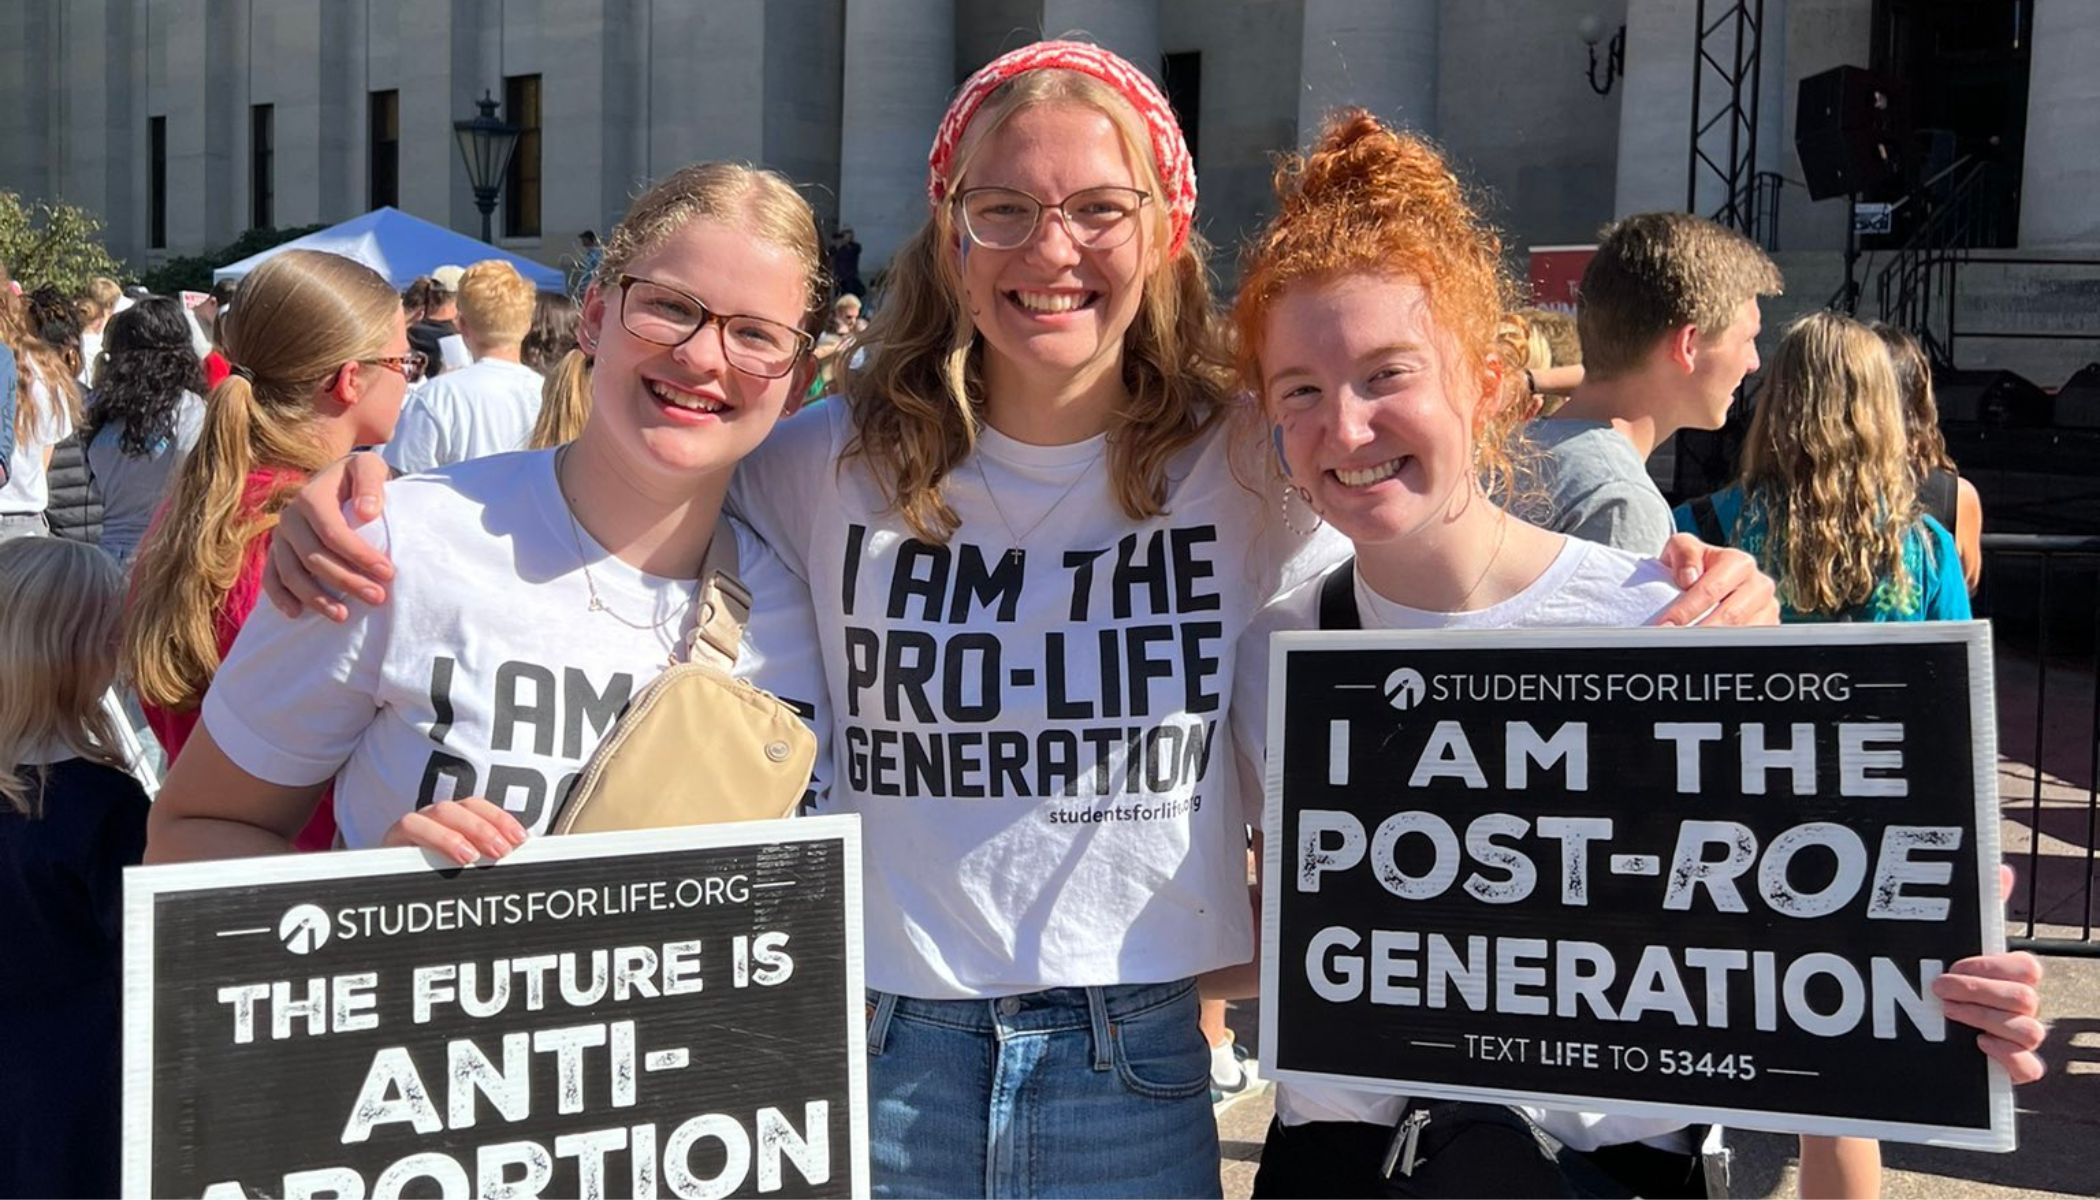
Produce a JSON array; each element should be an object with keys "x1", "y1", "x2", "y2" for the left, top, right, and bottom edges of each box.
[
  {"x1": 145, "y1": 165, "x2": 830, "y2": 869},
  {"x1": 123, "y1": 250, "x2": 410, "y2": 851},
  {"x1": 256, "y1": 42, "x2": 1775, "y2": 1197},
  {"x1": 0, "y1": 537, "x2": 147, "y2": 1199}
]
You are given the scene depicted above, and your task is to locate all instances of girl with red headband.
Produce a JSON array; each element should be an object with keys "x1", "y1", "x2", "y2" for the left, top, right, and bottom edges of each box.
[{"x1": 258, "y1": 41, "x2": 1779, "y2": 1196}]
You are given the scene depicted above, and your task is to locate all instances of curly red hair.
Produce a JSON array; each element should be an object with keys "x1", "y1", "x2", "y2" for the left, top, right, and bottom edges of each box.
[{"x1": 1232, "y1": 110, "x2": 1523, "y2": 495}]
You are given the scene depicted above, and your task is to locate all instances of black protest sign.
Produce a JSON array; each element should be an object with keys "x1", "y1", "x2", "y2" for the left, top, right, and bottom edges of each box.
[
  {"x1": 123, "y1": 817, "x2": 867, "y2": 1198},
  {"x1": 1258, "y1": 625, "x2": 2013, "y2": 1150}
]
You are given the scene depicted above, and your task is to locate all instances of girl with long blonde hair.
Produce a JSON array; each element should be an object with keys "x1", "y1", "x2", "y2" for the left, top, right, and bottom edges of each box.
[
  {"x1": 147, "y1": 163, "x2": 830, "y2": 889},
  {"x1": 1676, "y1": 311, "x2": 1968, "y2": 621},
  {"x1": 0, "y1": 286, "x2": 83, "y2": 540},
  {"x1": 256, "y1": 41, "x2": 1774, "y2": 1197},
  {"x1": 124, "y1": 250, "x2": 409, "y2": 850},
  {"x1": 0, "y1": 537, "x2": 149, "y2": 1198}
]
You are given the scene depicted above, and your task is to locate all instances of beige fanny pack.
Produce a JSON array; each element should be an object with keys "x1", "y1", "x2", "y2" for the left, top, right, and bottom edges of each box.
[{"x1": 550, "y1": 530, "x2": 817, "y2": 834}]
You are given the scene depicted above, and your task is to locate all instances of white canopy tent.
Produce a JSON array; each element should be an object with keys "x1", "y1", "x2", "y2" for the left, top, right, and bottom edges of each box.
[{"x1": 210, "y1": 207, "x2": 565, "y2": 292}]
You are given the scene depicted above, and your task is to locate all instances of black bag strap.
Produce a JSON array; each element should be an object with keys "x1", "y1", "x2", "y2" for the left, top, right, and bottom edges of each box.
[
  {"x1": 1319, "y1": 558, "x2": 1361, "y2": 631},
  {"x1": 1689, "y1": 494, "x2": 1727, "y2": 547},
  {"x1": 1918, "y1": 466, "x2": 1959, "y2": 534}
]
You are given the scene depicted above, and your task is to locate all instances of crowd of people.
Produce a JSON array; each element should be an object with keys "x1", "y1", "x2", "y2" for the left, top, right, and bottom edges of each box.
[{"x1": 0, "y1": 37, "x2": 2044, "y2": 1200}]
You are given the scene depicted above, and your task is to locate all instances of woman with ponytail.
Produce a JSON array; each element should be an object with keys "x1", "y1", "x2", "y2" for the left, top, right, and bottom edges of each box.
[{"x1": 124, "y1": 250, "x2": 410, "y2": 848}]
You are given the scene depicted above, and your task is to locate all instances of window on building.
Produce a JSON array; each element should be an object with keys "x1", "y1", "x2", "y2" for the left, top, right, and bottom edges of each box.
[
  {"x1": 369, "y1": 90, "x2": 400, "y2": 210},
  {"x1": 250, "y1": 103, "x2": 275, "y2": 229},
  {"x1": 149, "y1": 116, "x2": 167, "y2": 249},
  {"x1": 1161, "y1": 52, "x2": 1202, "y2": 172},
  {"x1": 503, "y1": 74, "x2": 541, "y2": 238}
]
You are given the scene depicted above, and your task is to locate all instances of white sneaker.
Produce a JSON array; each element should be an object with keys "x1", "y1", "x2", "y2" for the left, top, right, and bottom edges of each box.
[{"x1": 1209, "y1": 1034, "x2": 1267, "y2": 1114}]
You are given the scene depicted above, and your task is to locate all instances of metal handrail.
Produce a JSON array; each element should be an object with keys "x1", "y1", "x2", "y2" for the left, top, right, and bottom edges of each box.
[{"x1": 1976, "y1": 533, "x2": 2100, "y2": 954}]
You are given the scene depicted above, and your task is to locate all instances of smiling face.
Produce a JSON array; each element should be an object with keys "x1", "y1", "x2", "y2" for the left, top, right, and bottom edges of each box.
[
  {"x1": 954, "y1": 101, "x2": 1159, "y2": 394},
  {"x1": 576, "y1": 217, "x2": 808, "y2": 485},
  {"x1": 1263, "y1": 273, "x2": 1494, "y2": 548}
]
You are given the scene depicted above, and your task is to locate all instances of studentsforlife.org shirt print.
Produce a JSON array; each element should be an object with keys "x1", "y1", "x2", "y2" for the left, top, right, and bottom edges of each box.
[
  {"x1": 731, "y1": 401, "x2": 1344, "y2": 999},
  {"x1": 203, "y1": 449, "x2": 830, "y2": 850}
]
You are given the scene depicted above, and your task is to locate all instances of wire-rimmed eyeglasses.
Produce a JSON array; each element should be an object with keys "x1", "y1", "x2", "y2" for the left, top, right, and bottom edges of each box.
[{"x1": 953, "y1": 185, "x2": 1152, "y2": 252}]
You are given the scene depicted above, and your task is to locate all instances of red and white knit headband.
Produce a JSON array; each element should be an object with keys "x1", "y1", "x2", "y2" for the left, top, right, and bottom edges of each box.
[{"x1": 927, "y1": 40, "x2": 1198, "y2": 257}]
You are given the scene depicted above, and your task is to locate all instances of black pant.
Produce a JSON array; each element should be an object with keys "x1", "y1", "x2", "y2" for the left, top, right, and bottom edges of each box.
[{"x1": 1249, "y1": 1116, "x2": 1708, "y2": 1199}]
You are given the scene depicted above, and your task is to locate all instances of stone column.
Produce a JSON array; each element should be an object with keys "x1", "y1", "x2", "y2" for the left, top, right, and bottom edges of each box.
[
  {"x1": 2019, "y1": 0, "x2": 2100, "y2": 248},
  {"x1": 838, "y1": 0, "x2": 955, "y2": 276},
  {"x1": 1296, "y1": 0, "x2": 1438, "y2": 143},
  {"x1": 1040, "y1": 0, "x2": 1159, "y2": 80}
]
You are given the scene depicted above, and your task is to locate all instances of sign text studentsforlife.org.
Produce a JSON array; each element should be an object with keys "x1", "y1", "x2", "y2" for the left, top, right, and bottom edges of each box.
[
  {"x1": 123, "y1": 817, "x2": 868, "y2": 1198},
  {"x1": 1257, "y1": 624, "x2": 2013, "y2": 1151}
]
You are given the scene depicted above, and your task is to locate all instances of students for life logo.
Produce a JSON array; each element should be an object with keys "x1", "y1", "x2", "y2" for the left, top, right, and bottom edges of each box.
[
  {"x1": 1384, "y1": 667, "x2": 1427, "y2": 712},
  {"x1": 277, "y1": 904, "x2": 333, "y2": 954}
]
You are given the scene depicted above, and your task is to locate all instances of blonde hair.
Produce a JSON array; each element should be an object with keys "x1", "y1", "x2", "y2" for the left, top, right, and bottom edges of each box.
[
  {"x1": 125, "y1": 250, "x2": 402, "y2": 711},
  {"x1": 1517, "y1": 306, "x2": 1580, "y2": 366},
  {"x1": 845, "y1": 68, "x2": 1234, "y2": 543},
  {"x1": 1578, "y1": 212, "x2": 1781, "y2": 379},
  {"x1": 2, "y1": 288, "x2": 81, "y2": 440},
  {"x1": 1234, "y1": 110, "x2": 1525, "y2": 501},
  {"x1": 76, "y1": 276, "x2": 122, "y2": 328},
  {"x1": 0, "y1": 539, "x2": 128, "y2": 816},
  {"x1": 457, "y1": 260, "x2": 538, "y2": 346},
  {"x1": 533, "y1": 161, "x2": 827, "y2": 451},
  {"x1": 1737, "y1": 311, "x2": 1920, "y2": 616}
]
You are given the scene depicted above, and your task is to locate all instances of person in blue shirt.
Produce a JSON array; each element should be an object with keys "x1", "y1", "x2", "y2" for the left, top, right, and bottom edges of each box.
[{"x1": 1675, "y1": 310, "x2": 1968, "y2": 621}]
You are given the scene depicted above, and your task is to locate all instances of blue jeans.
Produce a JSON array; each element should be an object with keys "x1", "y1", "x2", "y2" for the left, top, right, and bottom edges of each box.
[{"x1": 866, "y1": 978, "x2": 1222, "y2": 1199}]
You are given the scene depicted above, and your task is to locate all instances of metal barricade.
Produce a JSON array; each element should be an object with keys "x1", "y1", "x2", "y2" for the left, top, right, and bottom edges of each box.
[{"x1": 1975, "y1": 533, "x2": 2100, "y2": 954}]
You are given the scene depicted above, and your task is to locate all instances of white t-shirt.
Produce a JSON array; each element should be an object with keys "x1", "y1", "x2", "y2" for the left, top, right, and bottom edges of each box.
[
  {"x1": 381, "y1": 357, "x2": 545, "y2": 475},
  {"x1": 1, "y1": 378, "x2": 74, "y2": 516},
  {"x1": 203, "y1": 448, "x2": 829, "y2": 850},
  {"x1": 729, "y1": 399, "x2": 1347, "y2": 999},
  {"x1": 1233, "y1": 536, "x2": 1695, "y2": 1153}
]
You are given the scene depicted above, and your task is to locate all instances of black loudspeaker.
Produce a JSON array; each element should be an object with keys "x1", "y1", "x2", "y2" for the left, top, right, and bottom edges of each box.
[
  {"x1": 2054, "y1": 362, "x2": 2100, "y2": 429},
  {"x1": 1935, "y1": 367, "x2": 2052, "y2": 428},
  {"x1": 1794, "y1": 66, "x2": 1906, "y2": 200}
]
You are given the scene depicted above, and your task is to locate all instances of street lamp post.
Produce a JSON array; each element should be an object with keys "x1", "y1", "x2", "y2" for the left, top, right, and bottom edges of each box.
[{"x1": 453, "y1": 91, "x2": 522, "y2": 243}]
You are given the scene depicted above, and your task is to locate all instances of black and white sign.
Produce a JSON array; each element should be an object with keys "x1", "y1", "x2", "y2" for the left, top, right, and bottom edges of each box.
[
  {"x1": 123, "y1": 817, "x2": 868, "y2": 1197},
  {"x1": 1258, "y1": 625, "x2": 2013, "y2": 1150}
]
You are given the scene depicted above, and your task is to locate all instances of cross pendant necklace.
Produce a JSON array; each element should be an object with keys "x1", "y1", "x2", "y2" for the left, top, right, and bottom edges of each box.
[{"x1": 974, "y1": 452, "x2": 1102, "y2": 568}]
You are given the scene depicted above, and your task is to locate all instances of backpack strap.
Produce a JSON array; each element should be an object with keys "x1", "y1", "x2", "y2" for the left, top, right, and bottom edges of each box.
[
  {"x1": 1318, "y1": 559, "x2": 1361, "y2": 631},
  {"x1": 1689, "y1": 495, "x2": 1728, "y2": 547},
  {"x1": 686, "y1": 526, "x2": 751, "y2": 671}
]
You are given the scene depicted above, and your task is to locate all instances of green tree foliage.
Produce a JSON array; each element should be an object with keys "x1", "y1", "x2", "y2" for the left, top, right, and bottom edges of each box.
[
  {"x1": 0, "y1": 192, "x2": 126, "y2": 295},
  {"x1": 138, "y1": 223, "x2": 328, "y2": 296}
]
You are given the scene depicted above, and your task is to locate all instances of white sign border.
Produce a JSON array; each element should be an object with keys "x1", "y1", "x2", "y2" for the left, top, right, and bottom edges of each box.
[
  {"x1": 123, "y1": 814, "x2": 870, "y2": 1197},
  {"x1": 1256, "y1": 621, "x2": 2014, "y2": 1152}
]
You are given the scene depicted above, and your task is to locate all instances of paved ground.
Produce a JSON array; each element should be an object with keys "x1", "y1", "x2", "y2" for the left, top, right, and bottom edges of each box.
[{"x1": 1215, "y1": 953, "x2": 2098, "y2": 1197}]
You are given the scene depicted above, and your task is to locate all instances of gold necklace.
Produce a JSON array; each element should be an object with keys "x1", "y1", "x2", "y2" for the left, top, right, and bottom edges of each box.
[{"x1": 554, "y1": 446, "x2": 696, "y2": 638}]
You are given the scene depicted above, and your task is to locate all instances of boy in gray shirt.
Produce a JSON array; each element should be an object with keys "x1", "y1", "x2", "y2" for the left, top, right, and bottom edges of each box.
[{"x1": 1521, "y1": 213, "x2": 1782, "y2": 554}]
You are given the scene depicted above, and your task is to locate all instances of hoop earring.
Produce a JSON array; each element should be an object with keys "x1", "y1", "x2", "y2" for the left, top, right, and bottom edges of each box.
[{"x1": 1281, "y1": 483, "x2": 1323, "y2": 536}]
